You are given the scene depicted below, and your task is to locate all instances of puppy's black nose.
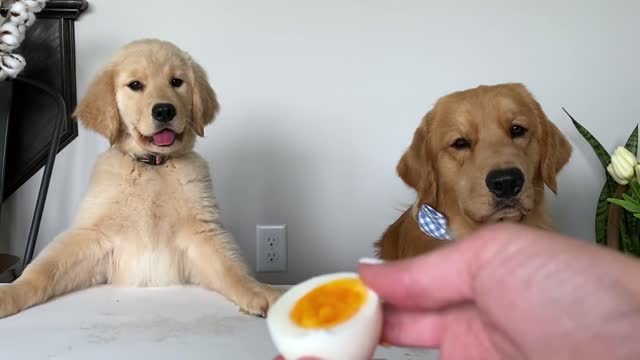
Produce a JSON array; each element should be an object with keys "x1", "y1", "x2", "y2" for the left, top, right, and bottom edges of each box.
[
  {"x1": 152, "y1": 103, "x2": 176, "y2": 123},
  {"x1": 485, "y1": 168, "x2": 525, "y2": 199}
]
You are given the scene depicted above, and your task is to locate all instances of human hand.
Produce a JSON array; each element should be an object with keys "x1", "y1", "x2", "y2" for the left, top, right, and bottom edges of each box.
[{"x1": 358, "y1": 223, "x2": 640, "y2": 360}]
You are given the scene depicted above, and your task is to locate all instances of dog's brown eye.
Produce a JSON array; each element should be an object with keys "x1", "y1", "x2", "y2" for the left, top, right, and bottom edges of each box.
[
  {"x1": 170, "y1": 78, "x2": 183, "y2": 87},
  {"x1": 451, "y1": 137, "x2": 471, "y2": 150},
  {"x1": 511, "y1": 125, "x2": 528, "y2": 138},
  {"x1": 128, "y1": 81, "x2": 144, "y2": 91}
]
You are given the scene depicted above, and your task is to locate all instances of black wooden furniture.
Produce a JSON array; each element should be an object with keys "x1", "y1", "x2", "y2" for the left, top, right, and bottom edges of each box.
[
  {"x1": 0, "y1": 81, "x2": 17, "y2": 280},
  {"x1": 0, "y1": 0, "x2": 88, "y2": 279}
]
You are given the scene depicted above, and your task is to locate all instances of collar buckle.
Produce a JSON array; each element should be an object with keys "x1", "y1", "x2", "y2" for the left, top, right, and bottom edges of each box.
[{"x1": 133, "y1": 153, "x2": 168, "y2": 166}]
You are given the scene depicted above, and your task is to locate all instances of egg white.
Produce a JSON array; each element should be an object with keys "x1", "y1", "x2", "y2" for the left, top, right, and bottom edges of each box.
[{"x1": 267, "y1": 272, "x2": 382, "y2": 360}]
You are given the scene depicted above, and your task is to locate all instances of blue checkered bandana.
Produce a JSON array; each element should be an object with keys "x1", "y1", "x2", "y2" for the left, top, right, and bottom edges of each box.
[{"x1": 418, "y1": 204, "x2": 452, "y2": 240}]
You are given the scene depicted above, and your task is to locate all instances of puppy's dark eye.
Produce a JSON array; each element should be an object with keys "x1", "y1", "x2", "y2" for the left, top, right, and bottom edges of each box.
[
  {"x1": 451, "y1": 137, "x2": 471, "y2": 150},
  {"x1": 128, "y1": 81, "x2": 143, "y2": 91},
  {"x1": 170, "y1": 78, "x2": 183, "y2": 87},
  {"x1": 511, "y1": 125, "x2": 528, "y2": 138}
]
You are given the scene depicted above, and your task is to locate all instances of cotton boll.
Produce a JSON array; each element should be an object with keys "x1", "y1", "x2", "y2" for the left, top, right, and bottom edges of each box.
[
  {"x1": 15, "y1": 13, "x2": 30, "y2": 30},
  {"x1": 0, "y1": 53, "x2": 26, "y2": 78},
  {"x1": 0, "y1": 0, "x2": 42, "y2": 80},
  {"x1": 22, "y1": 0, "x2": 47, "y2": 12},
  {"x1": 8, "y1": 2, "x2": 29, "y2": 25},
  {"x1": 0, "y1": 0, "x2": 16, "y2": 12},
  {"x1": 0, "y1": 23, "x2": 24, "y2": 52},
  {"x1": 15, "y1": 12, "x2": 35, "y2": 33},
  {"x1": 24, "y1": 11, "x2": 36, "y2": 26}
]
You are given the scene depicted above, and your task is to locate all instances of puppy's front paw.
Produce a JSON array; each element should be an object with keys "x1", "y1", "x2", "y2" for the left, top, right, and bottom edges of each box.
[
  {"x1": 0, "y1": 285, "x2": 23, "y2": 319},
  {"x1": 238, "y1": 285, "x2": 284, "y2": 318}
]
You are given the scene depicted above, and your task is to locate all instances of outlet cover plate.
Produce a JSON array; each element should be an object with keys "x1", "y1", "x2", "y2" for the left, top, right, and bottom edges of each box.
[{"x1": 256, "y1": 224, "x2": 287, "y2": 272}]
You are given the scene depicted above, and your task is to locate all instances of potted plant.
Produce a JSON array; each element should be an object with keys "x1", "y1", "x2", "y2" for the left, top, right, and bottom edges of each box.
[{"x1": 567, "y1": 108, "x2": 640, "y2": 256}]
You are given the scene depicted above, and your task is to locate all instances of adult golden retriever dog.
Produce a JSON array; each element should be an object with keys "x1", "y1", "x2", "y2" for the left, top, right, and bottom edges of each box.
[
  {"x1": 376, "y1": 83, "x2": 572, "y2": 260},
  {"x1": 0, "y1": 39, "x2": 281, "y2": 318}
]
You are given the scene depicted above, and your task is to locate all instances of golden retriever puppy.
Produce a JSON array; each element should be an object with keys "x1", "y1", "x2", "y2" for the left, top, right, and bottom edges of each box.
[
  {"x1": 376, "y1": 83, "x2": 572, "y2": 260},
  {"x1": 0, "y1": 39, "x2": 281, "y2": 318}
]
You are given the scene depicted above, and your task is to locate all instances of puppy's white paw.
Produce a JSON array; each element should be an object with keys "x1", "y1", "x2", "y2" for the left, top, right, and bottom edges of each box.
[{"x1": 238, "y1": 285, "x2": 284, "y2": 318}]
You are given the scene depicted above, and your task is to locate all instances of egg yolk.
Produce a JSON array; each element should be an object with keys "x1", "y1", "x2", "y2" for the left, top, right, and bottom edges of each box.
[{"x1": 290, "y1": 278, "x2": 368, "y2": 329}]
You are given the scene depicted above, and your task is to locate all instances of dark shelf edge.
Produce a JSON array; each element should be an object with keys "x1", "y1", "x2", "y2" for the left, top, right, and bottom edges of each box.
[{"x1": 39, "y1": 0, "x2": 89, "y2": 20}]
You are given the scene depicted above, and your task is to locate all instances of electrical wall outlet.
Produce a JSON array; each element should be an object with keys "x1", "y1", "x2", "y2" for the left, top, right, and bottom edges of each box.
[{"x1": 256, "y1": 225, "x2": 287, "y2": 272}]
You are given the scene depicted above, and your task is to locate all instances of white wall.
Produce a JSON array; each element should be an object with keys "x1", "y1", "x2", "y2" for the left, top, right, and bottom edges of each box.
[{"x1": 2, "y1": 0, "x2": 639, "y2": 284}]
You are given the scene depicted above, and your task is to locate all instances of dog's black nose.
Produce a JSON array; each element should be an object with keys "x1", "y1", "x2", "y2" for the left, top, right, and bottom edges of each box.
[
  {"x1": 485, "y1": 168, "x2": 525, "y2": 199},
  {"x1": 152, "y1": 103, "x2": 176, "y2": 123}
]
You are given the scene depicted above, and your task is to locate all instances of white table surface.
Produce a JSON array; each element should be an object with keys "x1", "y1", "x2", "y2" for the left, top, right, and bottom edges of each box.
[{"x1": 0, "y1": 285, "x2": 438, "y2": 359}]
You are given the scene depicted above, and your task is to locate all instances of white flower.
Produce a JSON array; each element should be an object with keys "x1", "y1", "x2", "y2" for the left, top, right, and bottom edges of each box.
[{"x1": 607, "y1": 146, "x2": 638, "y2": 185}]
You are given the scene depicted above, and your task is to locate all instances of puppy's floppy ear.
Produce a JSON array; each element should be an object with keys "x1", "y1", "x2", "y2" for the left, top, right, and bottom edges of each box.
[
  {"x1": 512, "y1": 83, "x2": 572, "y2": 193},
  {"x1": 72, "y1": 66, "x2": 120, "y2": 144},
  {"x1": 397, "y1": 112, "x2": 438, "y2": 206},
  {"x1": 189, "y1": 59, "x2": 219, "y2": 137}
]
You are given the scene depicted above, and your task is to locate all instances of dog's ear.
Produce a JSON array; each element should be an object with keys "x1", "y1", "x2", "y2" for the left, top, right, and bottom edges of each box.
[
  {"x1": 512, "y1": 84, "x2": 572, "y2": 193},
  {"x1": 189, "y1": 59, "x2": 219, "y2": 137},
  {"x1": 397, "y1": 112, "x2": 438, "y2": 206},
  {"x1": 539, "y1": 115, "x2": 572, "y2": 193},
  {"x1": 73, "y1": 66, "x2": 121, "y2": 144}
]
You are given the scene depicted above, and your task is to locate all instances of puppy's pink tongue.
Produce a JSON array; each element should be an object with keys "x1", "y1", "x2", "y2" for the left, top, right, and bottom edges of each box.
[{"x1": 152, "y1": 129, "x2": 176, "y2": 146}]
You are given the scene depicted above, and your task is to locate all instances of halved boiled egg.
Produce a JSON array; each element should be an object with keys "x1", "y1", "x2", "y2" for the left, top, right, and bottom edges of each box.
[{"x1": 267, "y1": 272, "x2": 382, "y2": 360}]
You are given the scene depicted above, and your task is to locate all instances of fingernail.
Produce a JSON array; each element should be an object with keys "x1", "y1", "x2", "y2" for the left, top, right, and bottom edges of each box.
[{"x1": 359, "y1": 257, "x2": 385, "y2": 265}]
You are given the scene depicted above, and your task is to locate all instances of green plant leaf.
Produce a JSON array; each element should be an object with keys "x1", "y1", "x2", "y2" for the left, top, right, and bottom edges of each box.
[
  {"x1": 595, "y1": 179, "x2": 614, "y2": 245},
  {"x1": 567, "y1": 108, "x2": 619, "y2": 245},
  {"x1": 624, "y1": 125, "x2": 639, "y2": 156},
  {"x1": 607, "y1": 198, "x2": 640, "y2": 213},
  {"x1": 626, "y1": 213, "x2": 640, "y2": 255},
  {"x1": 621, "y1": 193, "x2": 640, "y2": 206},
  {"x1": 619, "y1": 216, "x2": 640, "y2": 256},
  {"x1": 620, "y1": 223, "x2": 632, "y2": 253},
  {"x1": 565, "y1": 108, "x2": 611, "y2": 169},
  {"x1": 629, "y1": 180, "x2": 640, "y2": 201},
  {"x1": 623, "y1": 207, "x2": 637, "y2": 247},
  {"x1": 620, "y1": 127, "x2": 640, "y2": 246}
]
